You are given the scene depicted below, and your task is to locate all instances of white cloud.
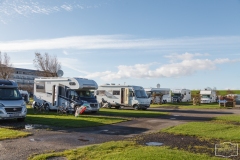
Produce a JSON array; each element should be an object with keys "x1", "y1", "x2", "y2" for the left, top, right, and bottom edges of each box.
[
  {"x1": 165, "y1": 52, "x2": 209, "y2": 61},
  {"x1": 1, "y1": 35, "x2": 240, "y2": 52},
  {"x1": 84, "y1": 55, "x2": 240, "y2": 81},
  {"x1": 63, "y1": 50, "x2": 69, "y2": 55},
  {"x1": 0, "y1": 0, "x2": 98, "y2": 23}
]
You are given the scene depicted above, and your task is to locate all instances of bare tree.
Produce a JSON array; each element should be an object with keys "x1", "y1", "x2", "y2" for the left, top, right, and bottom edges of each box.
[
  {"x1": 33, "y1": 53, "x2": 61, "y2": 77},
  {"x1": 0, "y1": 52, "x2": 15, "y2": 79}
]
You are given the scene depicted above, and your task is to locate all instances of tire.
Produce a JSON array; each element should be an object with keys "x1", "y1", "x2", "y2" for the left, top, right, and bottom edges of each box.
[
  {"x1": 115, "y1": 106, "x2": 120, "y2": 109},
  {"x1": 108, "y1": 103, "x2": 111, "y2": 109},
  {"x1": 91, "y1": 111, "x2": 97, "y2": 113},
  {"x1": 142, "y1": 107, "x2": 147, "y2": 110},
  {"x1": 17, "y1": 118, "x2": 25, "y2": 122},
  {"x1": 44, "y1": 103, "x2": 50, "y2": 113},
  {"x1": 133, "y1": 104, "x2": 139, "y2": 110}
]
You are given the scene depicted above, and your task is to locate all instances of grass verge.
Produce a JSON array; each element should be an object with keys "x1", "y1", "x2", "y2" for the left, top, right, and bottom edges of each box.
[
  {"x1": 26, "y1": 108, "x2": 128, "y2": 128},
  {"x1": 0, "y1": 128, "x2": 31, "y2": 140},
  {"x1": 28, "y1": 141, "x2": 222, "y2": 160}
]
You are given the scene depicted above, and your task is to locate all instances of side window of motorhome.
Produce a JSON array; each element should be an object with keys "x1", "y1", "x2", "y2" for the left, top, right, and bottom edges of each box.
[
  {"x1": 58, "y1": 86, "x2": 65, "y2": 97},
  {"x1": 36, "y1": 82, "x2": 45, "y2": 93},
  {"x1": 113, "y1": 90, "x2": 120, "y2": 95},
  {"x1": 97, "y1": 90, "x2": 105, "y2": 96},
  {"x1": 129, "y1": 90, "x2": 134, "y2": 97}
]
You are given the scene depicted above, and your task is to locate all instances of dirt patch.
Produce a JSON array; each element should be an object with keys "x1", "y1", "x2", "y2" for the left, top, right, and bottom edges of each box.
[{"x1": 134, "y1": 132, "x2": 240, "y2": 159}]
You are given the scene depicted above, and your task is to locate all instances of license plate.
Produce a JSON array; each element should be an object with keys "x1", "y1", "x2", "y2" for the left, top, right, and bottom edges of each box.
[{"x1": 9, "y1": 114, "x2": 20, "y2": 117}]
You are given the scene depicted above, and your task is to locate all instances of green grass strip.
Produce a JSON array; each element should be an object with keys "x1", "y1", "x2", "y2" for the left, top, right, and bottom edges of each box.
[
  {"x1": 162, "y1": 122, "x2": 240, "y2": 141},
  {"x1": 28, "y1": 141, "x2": 222, "y2": 160},
  {"x1": 0, "y1": 128, "x2": 31, "y2": 140}
]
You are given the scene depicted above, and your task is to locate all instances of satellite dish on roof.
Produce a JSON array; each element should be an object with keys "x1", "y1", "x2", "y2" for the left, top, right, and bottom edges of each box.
[
  {"x1": 157, "y1": 83, "x2": 160, "y2": 88},
  {"x1": 57, "y1": 70, "x2": 64, "y2": 77}
]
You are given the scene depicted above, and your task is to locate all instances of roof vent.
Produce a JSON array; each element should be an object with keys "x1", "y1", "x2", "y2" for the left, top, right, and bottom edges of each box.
[
  {"x1": 111, "y1": 83, "x2": 115, "y2": 85},
  {"x1": 105, "y1": 83, "x2": 110, "y2": 85}
]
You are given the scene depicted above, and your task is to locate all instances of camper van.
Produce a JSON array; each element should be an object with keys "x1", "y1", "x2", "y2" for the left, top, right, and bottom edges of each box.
[
  {"x1": 32, "y1": 77, "x2": 100, "y2": 113},
  {"x1": 172, "y1": 89, "x2": 191, "y2": 102},
  {"x1": 0, "y1": 80, "x2": 27, "y2": 121},
  {"x1": 95, "y1": 83, "x2": 150, "y2": 110},
  {"x1": 200, "y1": 88, "x2": 217, "y2": 103},
  {"x1": 19, "y1": 90, "x2": 29, "y2": 104},
  {"x1": 144, "y1": 88, "x2": 171, "y2": 104}
]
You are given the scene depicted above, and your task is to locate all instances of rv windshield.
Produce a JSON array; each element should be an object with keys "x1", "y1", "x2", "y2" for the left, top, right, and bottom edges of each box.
[
  {"x1": 173, "y1": 93, "x2": 181, "y2": 97},
  {"x1": 134, "y1": 90, "x2": 148, "y2": 98},
  {"x1": 0, "y1": 88, "x2": 22, "y2": 100},
  {"x1": 201, "y1": 94, "x2": 210, "y2": 98},
  {"x1": 77, "y1": 90, "x2": 94, "y2": 98}
]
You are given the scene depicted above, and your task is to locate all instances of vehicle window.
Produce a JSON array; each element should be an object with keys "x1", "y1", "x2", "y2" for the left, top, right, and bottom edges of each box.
[
  {"x1": 77, "y1": 90, "x2": 94, "y2": 98},
  {"x1": 0, "y1": 88, "x2": 22, "y2": 100}
]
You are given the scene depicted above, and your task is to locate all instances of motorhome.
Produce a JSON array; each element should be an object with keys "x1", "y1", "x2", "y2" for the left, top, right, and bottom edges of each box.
[
  {"x1": 19, "y1": 90, "x2": 29, "y2": 104},
  {"x1": 200, "y1": 88, "x2": 217, "y2": 103},
  {"x1": 95, "y1": 83, "x2": 150, "y2": 110},
  {"x1": 32, "y1": 77, "x2": 100, "y2": 113},
  {"x1": 144, "y1": 88, "x2": 171, "y2": 104},
  {"x1": 171, "y1": 89, "x2": 191, "y2": 102},
  {"x1": 0, "y1": 79, "x2": 27, "y2": 121}
]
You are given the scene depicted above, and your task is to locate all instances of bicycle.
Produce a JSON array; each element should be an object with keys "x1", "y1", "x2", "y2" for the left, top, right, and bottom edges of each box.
[
  {"x1": 57, "y1": 102, "x2": 73, "y2": 115},
  {"x1": 33, "y1": 101, "x2": 50, "y2": 113}
]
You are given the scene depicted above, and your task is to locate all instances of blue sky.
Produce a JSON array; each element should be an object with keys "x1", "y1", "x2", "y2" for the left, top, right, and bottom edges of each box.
[{"x1": 0, "y1": 0, "x2": 240, "y2": 90}]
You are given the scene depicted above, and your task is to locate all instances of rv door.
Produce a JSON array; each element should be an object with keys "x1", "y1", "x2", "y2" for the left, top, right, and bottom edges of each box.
[{"x1": 124, "y1": 88, "x2": 129, "y2": 104}]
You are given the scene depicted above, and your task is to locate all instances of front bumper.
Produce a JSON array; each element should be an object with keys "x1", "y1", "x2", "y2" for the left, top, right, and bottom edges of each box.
[
  {"x1": 0, "y1": 107, "x2": 27, "y2": 119},
  {"x1": 138, "y1": 104, "x2": 150, "y2": 109},
  {"x1": 81, "y1": 103, "x2": 100, "y2": 112}
]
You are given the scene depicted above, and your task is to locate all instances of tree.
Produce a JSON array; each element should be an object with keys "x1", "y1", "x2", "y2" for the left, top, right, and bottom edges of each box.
[
  {"x1": 33, "y1": 52, "x2": 61, "y2": 77},
  {"x1": 0, "y1": 52, "x2": 15, "y2": 79}
]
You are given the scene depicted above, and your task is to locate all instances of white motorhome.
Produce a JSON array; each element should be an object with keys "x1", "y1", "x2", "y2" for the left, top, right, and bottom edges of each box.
[
  {"x1": 172, "y1": 89, "x2": 191, "y2": 102},
  {"x1": 95, "y1": 84, "x2": 150, "y2": 110},
  {"x1": 200, "y1": 88, "x2": 217, "y2": 103},
  {"x1": 19, "y1": 90, "x2": 29, "y2": 104},
  {"x1": 0, "y1": 80, "x2": 27, "y2": 121},
  {"x1": 32, "y1": 77, "x2": 100, "y2": 113},
  {"x1": 144, "y1": 88, "x2": 171, "y2": 104}
]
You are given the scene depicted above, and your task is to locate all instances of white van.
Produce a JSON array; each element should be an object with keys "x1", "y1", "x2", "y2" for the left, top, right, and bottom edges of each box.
[{"x1": 0, "y1": 80, "x2": 27, "y2": 121}]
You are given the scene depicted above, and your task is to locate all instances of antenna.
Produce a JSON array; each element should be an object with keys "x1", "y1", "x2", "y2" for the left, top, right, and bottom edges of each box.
[{"x1": 57, "y1": 70, "x2": 64, "y2": 77}]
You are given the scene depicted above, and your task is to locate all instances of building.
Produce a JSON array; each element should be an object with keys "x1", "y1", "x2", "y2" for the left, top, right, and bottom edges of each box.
[{"x1": 11, "y1": 68, "x2": 41, "y2": 95}]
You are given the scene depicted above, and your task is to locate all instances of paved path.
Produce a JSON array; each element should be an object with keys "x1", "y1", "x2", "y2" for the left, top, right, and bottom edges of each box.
[{"x1": 0, "y1": 108, "x2": 239, "y2": 160}]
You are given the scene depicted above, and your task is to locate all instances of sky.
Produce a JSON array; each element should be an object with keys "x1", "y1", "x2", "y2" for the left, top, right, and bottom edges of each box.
[{"x1": 0, "y1": 0, "x2": 240, "y2": 90}]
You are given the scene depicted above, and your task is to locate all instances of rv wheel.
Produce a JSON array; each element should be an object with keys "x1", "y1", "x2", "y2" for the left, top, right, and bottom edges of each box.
[
  {"x1": 133, "y1": 104, "x2": 139, "y2": 110},
  {"x1": 108, "y1": 103, "x2": 111, "y2": 109},
  {"x1": 115, "y1": 106, "x2": 120, "y2": 109}
]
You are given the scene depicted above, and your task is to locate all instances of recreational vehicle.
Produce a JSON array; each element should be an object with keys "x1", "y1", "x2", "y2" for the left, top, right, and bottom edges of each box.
[
  {"x1": 200, "y1": 88, "x2": 217, "y2": 103},
  {"x1": 32, "y1": 77, "x2": 100, "y2": 113},
  {"x1": 0, "y1": 80, "x2": 27, "y2": 121},
  {"x1": 171, "y1": 89, "x2": 191, "y2": 102},
  {"x1": 95, "y1": 84, "x2": 150, "y2": 110},
  {"x1": 144, "y1": 88, "x2": 171, "y2": 104}
]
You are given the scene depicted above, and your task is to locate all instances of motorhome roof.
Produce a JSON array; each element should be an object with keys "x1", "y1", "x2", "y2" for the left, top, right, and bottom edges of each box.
[
  {"x1": 0, "y1": 80, "x2": 18, "y2": 88},
  {"x1": 99, "y1": 84, "x2": 144, "y2": 88}
]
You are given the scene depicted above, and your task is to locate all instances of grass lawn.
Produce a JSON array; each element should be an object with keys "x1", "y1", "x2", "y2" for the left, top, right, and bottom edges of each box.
[
  {"x1": 97, "y1": 108, "x2": 168, "y2": 117},
  {"x1": 26, "y1": 108, "x2": 128, "y2": 128},
  {"x1": 150, "y1": 102, "x2": 222, "y2": 109},
  {"x1": 0, "y1": 128, "x2": 31, "y2": 140},
  {"x1": 28, "y1": 141, "x2": 222, "y2": 160},
  {"x1": 162, "y1": 114, "x2": 240, "y2": 142}
]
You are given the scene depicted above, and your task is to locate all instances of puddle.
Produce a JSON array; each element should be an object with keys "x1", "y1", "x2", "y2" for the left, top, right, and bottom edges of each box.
[
  {"x1": 29, "y1": 138, "x2": 41, "y2": 142},
  {"x1": 25, "y1": 124, "x2": 52, "y2": 130},
  {"x1": 146, "y1": 142, "x2": 163, "y2": 146},
  {"x1": 78, "y1": 138, "x2": 89, "y2": 142}
]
